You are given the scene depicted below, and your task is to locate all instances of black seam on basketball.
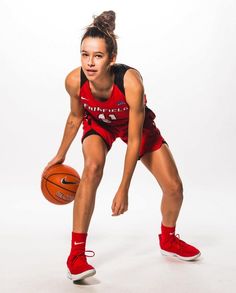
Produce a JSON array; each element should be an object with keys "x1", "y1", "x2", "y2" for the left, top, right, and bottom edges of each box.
[
  {"x1": 42, "y1": 177, "x2": 78, "y2": 194},
  {"x1": 42, "y1": 177, "x2": 62, "y2": 204},
  {"x1": 44, "y1": 173, "x2": 79, "y2": 181},
  {"x1": 45, "y1": 180, "x2": 65, "y2": 204},
  {"x1": 45, "y1": 173, "x2": 80, "y2": 186}
]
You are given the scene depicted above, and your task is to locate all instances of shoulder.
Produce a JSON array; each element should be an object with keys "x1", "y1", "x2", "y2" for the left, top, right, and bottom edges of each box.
[
  {"x1": 123, "y1": 67, "x2": 145, "y2": 108},
  {"x1": 124, "y1": 67, "x2": 144, "y2": 93},
  {"x1": 65, "y1": 67, "x2": 81, "y2": 97}
]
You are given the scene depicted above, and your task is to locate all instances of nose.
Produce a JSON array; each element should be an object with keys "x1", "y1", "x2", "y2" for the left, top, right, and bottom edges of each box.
[{"x1": 88, "y1": 56, "x2": 95, "y2": 67}]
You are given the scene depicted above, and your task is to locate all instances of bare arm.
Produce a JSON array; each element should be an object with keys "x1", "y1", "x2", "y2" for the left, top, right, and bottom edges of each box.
[
  {"x1": 44, "y1": 68, "x2": 84, "y2": 171},
  {"x1": 120, "y1": 69, "x2": 145, "y2": 188},
  {"x1": 112, "y1": 69, "x2": 145, "y2": 215}
]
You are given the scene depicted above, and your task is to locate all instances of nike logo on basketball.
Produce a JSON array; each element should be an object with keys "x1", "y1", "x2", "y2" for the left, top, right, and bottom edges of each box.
[
  {"x1": 61, "y1": 178, "x2": 78, "y2": 185},
  {"x1": 74, "y1": 241, "x2": 85, "y2": 245}
]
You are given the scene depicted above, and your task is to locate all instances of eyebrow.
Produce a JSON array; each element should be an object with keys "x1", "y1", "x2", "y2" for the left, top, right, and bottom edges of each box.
[{"x1": 81, "y1": 50, "x2": 104, "y2": 54}]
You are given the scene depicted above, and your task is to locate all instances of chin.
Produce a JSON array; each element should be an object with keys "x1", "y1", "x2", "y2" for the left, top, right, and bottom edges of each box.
[
  {"x1": 85, "y1": 75, "x2": 97, "y2": 82},
  {"x1": 84, "y1": 71, "x2": 99, "y2": 81}
]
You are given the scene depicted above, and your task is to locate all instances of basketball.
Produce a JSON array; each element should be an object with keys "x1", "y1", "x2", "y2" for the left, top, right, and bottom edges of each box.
[{"x1": 41, "y1": 164, "x2": 80, "y2": 205}]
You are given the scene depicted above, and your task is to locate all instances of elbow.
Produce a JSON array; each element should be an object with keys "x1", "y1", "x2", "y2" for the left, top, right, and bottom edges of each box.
[
  {"x1": 68, "y1": 112, "x2": 82, "y2": 129},
  {"x1": 127, "y1": 137, "x2": 141, "y2": 148}
]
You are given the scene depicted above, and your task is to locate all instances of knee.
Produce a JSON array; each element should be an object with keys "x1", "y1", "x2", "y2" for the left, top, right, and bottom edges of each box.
[
  {"x1": 163, "y1": 177, "x2": 183, "y2": 200},
  {"x1": 83, "y1": 161, "x2": 104, "y2": 182}
]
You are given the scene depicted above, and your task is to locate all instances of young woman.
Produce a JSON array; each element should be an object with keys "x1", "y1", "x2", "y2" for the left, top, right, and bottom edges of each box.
[{"x1": 44, "y1": 11, "x2": 200, "y2": 282}]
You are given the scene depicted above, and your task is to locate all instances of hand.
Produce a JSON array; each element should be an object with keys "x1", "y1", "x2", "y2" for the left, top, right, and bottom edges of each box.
[
  {"x1": 42, "y1": 155, "x2": 65, "y2": 176},
  {"x1": 111, "y1": 189, "x2": 128, "y2": 216}
]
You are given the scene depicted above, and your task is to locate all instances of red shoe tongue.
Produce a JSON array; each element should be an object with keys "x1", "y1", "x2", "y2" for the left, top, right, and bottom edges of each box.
[{"x1": 161, "y1": 233, "x2": 176, "y2": 243}]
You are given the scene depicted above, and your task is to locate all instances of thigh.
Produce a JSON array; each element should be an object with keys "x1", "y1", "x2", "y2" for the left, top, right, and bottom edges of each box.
[
  {"x1": 82, "y1": 134, "x2": 108, "y2": 167},
  {"x1": 141, "y1": 144, "x2": 182, "y2": 191}
]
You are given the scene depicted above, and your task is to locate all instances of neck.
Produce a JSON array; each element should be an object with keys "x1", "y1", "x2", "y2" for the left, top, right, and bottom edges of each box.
[{"x1": 90, "y1": 70, "x2": 114, "y2": 91}]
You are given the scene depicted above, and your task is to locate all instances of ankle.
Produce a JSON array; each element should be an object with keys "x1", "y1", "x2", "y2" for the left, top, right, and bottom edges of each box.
[
  {"x1": 70, "y1": 232, "x2": 88, "y2": 253},
  {"x1": 72, "y1": 232, "x2": 87, "y2": 242},
  {"x1": 161, "y1": 223, "x2": 175, "y2": 238}
]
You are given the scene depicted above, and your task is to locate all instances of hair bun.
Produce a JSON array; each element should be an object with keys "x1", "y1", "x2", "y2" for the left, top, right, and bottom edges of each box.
[{"x1": 93, "y1": 10, "x2": 116, "y2": 34}]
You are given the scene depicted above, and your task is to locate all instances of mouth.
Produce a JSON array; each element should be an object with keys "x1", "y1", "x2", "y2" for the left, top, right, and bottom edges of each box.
[{"x1": 86, "y1": 69, "x2": 97, "y2": 75}]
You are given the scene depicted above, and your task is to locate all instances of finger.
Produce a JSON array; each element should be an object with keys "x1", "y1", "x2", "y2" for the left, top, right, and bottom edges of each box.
[
  {"x1": 112, "y1": 208, "x2": 119, "y2": 216},
  {"x1": 111, "y1": 200, "x2": 116, "y2": 213},
  {"x1": 112, "y1": 204, "x2": 122, "y2": 216},
  {"x1": 42, "y1": 168, "x2": 47, "y2": 177},
  {"x1": 42, "y1": 163, "x2": 55, "y2": 176},
  {"x1": 118, "y1": 207, "x2": 128, "y2": 215},
  {"x1": 42, "y1": 165, "x2": 50, "y2": 177},
  {"x1": 112, "y1": 202, "x2": 118, "y2": 215},
  {"x1": 124, "y1": 206, "x2": 128, "y2": 212},
  {"x1": 113, "y1": 207, "x2": 124, "y2": 216}
]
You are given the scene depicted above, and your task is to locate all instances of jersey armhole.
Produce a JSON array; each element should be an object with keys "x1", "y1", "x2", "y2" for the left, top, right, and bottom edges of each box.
[
  {"x1": 80, "y1": 67, "x2": 88, "y2": 88},
  {"x1": 113, "y1": 64, "x2": 134, "y2": 95}
]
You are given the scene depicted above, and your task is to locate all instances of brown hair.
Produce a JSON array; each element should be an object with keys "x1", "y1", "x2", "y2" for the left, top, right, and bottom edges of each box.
[{"x1": 81, "y1": 11, "x2": 118, "y2": 58}]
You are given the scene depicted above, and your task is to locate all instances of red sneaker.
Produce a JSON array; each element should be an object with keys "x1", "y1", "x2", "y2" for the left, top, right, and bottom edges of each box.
[
  {"x1": 67, "y1": 250, "x2": 96, "y2": 282},
  {"x1": 159, "y1": 233, "x2": 201, "y2": 261}
]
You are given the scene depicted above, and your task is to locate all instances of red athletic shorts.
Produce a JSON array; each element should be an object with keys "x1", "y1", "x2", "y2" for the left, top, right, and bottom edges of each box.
[{"x1": 81, "y1": 108, "x2": 167, "y2": 158}]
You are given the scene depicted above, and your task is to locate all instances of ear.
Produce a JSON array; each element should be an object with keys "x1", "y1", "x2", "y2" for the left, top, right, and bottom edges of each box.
[{"x1": 110, "y1": 54, "x2": 117, "y2": 66}]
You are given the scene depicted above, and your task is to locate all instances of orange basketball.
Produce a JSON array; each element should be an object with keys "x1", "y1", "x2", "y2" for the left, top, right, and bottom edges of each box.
[{"x1": 41, "y1": 164, "x2": 80, "y2": 205}]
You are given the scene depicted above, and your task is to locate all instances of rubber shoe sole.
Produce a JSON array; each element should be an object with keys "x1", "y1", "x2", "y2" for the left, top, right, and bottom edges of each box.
[
  {"x1": 67, "y1": 269, "x2": 96, "y2": 281},
  {"x1": 160, "y1": 249, "x2": 201, "y2": 261}
]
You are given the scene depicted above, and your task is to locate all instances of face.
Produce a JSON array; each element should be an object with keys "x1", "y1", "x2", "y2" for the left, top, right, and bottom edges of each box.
[{"x1": 80, "y1": 37, "x2": 116, "y2": 81}]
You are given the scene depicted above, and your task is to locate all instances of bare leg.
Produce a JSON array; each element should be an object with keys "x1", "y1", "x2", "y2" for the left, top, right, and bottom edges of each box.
[
  {"x1": 73, "y1": 135, "x2": 108, "y2": 232},
  {"x1": 141, "y1": 144, "x2": 183, "y2": 227},
  {"x1": 141, "y1": 144, "x2": 201, "y2": 260}
]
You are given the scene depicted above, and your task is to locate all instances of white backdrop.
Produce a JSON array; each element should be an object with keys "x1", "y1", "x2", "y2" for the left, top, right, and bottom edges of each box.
[
  {"x1": 0, "y1": 0, "x2": 235, "y2": 191},
  {"x1": 0, "y1": 1, "x2": 236, "y2": 292}
]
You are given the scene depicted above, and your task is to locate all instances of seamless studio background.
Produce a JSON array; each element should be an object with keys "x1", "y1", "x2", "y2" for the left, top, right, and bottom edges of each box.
[{"x1": 0, "y1": 0, "x2": 236, "y2": 292}]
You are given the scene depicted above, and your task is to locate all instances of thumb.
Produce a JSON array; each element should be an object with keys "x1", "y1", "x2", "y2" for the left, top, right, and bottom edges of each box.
[{"x1": 111, "y1": 198, "x2": 116, "y2": 213}]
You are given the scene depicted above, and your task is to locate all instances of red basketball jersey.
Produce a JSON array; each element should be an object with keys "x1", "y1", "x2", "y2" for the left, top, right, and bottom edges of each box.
[{"x1": 79, "y1": 64, "x2": 146, "y2": 126}]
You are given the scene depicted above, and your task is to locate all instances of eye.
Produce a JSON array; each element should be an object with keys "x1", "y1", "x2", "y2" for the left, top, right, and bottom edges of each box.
[
  {"x1": 81, "y1": 53, "x2": 88, "y2": 57},
  {"x1": 95, "y1": 54, "x2": 103, "y2": 58}
]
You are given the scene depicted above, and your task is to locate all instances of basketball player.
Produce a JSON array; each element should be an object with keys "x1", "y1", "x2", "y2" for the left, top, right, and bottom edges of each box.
[{"x1": 44, "y1": 11, "x2": 201, "y2": 282}]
